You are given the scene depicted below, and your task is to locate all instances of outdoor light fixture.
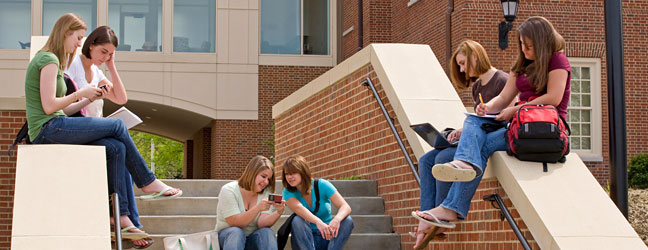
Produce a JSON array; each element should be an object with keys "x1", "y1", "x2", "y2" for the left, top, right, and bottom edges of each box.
[{"x1": 499, "y1": 0, "x2": 519, "y2": 50}]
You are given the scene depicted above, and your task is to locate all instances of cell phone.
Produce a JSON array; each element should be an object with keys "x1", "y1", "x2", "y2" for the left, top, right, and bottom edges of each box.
[
  {"x1": 268, "y1": 194, "x2": 282, "y2": 203},
  {"x1": 99, "y1": 85, "x2": 107, "y2": 90}
]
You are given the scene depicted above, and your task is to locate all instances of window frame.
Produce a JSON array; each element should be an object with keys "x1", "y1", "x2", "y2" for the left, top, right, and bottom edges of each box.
[
  {"x1": 258, "y1": 0, "x2": 337, "y2": 67},
  {"x1": 567, "y1": 57, "x2": 603, "y2": 162}
]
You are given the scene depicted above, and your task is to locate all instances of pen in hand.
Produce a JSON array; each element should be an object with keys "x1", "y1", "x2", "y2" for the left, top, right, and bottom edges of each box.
[{"x1": 478, "y1": 93, "x2": 486, "y2": 116}]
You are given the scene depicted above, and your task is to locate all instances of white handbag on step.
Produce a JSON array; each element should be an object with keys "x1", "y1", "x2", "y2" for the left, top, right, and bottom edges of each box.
[{"x1": 163, "y1": 230, "x2": 219, "y2": 250}]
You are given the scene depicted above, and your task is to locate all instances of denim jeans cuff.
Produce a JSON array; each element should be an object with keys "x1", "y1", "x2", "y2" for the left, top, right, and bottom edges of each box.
[{"x1": 439, "y1": 204, "x2": 466, "y2": 220}]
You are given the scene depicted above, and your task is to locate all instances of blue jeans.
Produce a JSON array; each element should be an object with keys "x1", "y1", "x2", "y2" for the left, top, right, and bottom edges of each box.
[
  {"x1": 125, "y1": 175, "x2": 141, "y2": 228},
  {"x1": 290, "y1": 215, "x2": 354, "y2": 250},
  {"x1": 218, "y1": 227, "x2": 277, "y2": 250},
  {"x1": 418, "y1": 147, "x2": 485, "y2": 219},
  {"x1": 31, "y1": 116, "x2": 156, "y2": 216},
  {"x1": 454, "y1": 116, "x2": 507, "y2": 175}
]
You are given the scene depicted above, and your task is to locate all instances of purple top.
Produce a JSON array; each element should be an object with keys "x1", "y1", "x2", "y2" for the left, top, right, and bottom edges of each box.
[{"x1": 516, "y1": 52, "x2": 571, "y2": 119}]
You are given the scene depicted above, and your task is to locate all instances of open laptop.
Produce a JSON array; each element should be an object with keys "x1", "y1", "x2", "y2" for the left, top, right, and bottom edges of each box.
[{"x1": 409, "y1": 123, "x2": 458, "y2": 148}]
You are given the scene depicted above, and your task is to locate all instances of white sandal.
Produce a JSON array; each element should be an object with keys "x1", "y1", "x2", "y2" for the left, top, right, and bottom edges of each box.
[
  {"x1": 411, "y1": 211, "x2": 456, "y2": 229},
  {"x1": 432, "y1": 161, "x2": 476, "y2": 182}
]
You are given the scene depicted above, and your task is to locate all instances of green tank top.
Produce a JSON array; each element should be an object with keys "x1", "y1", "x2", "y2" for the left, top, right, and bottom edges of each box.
[{"x1": 25, "y1": 51, "x2": 67, "y2": 140}]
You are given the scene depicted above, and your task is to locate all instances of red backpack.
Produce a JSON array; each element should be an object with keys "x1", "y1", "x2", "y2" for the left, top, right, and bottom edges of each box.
[{"x1": 505, "y1": 103, "x2": 571, "y2": 172}]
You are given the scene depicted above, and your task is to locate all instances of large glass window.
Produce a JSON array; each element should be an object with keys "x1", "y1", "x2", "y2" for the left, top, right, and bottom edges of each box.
[
  {"x1": 303, "y1": 0, "x2": 329, "y2": 55},
  {"x1": 260, "y1": 0, "x2": 300, "y2": 54},
  {"x1": 568, "y1": 65, "x2": 593, "y2": 151},
  {"x1": 567, "y1": 58, "x2": 602, "y2": 160},
  {"x1": 0, "y1": 0, "x2": 30, "y2": 49},
  {"x1": 109, "y1": 0, "x2": 162, "y2": 52},
  {"x1": 173, "y1": 0, "x2": 215, "y2": 53},
  {"x1": 261, "y1": 0, "x2": 329, "y2": 55},
  {"x1": 43, "y1": 0, "x2": 97, "y2": 36}
]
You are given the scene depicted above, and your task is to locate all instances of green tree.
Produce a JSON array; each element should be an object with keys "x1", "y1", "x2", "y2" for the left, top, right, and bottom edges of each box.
[{"x1": 130, "y1": 131, "x2": 184, "y2": 179}]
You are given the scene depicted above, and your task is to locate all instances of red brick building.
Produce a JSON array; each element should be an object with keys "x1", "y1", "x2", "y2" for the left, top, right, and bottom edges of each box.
[{"x1": 0, "y1": 0, "x2": 647, "y2": 249}]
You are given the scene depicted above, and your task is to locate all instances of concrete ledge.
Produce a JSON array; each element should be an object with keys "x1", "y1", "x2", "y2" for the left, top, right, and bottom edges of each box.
[
  {"x1": 12, "y1": 145, "x2": 110, "y2": 250},
  {"x1": 492, "y1": 152, "x2": 647, "y2": 249}
]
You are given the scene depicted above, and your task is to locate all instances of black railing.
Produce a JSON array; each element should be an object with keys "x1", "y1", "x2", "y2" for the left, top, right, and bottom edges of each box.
[
  {"x1": 362, "y1": 77, "x2": 420, "y2": 185},
  {"x1": 483, "y1": 194, "x2": 531, "y2": 250}
]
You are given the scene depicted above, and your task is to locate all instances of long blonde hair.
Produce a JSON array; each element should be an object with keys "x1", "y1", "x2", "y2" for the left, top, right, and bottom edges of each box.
[
  {"x1": 511, "y1": 16, "x2": 565, "y2": 93},
  {"x1": 41, "y1": 13, "x2": 87, "y2": 70}
]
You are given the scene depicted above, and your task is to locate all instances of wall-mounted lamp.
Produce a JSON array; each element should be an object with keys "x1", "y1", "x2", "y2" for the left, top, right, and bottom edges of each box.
[{"x1": 499, "y1": 0, "x2": 519, "y2": 50}]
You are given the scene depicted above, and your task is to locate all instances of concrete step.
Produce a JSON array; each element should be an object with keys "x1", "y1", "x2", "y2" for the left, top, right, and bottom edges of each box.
[
  {"x1": 140, "y1": 233, "x2": 401, "y2": 250},
  {"x1": 140, "y1": 215, "x2": 394, "y2": 235},
  {"x1": 134, "y1": 179, "x2": 378, "y2": 197},
  {"x1": 136, "y1": 197, "x2": 385, "y2": 215}
]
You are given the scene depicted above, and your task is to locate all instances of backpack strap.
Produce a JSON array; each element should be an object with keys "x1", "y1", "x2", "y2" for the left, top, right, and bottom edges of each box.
[
  {"x1": 312, "y1": 178, "x2": 321, "y2": 214},
  {"x1": 7, "y1": 122, "x2": 29, "y2": 156}
]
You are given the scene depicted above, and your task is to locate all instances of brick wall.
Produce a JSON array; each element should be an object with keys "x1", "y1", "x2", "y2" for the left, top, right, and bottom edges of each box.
[
  {"x1": 0, "y1": 111, "x2": 25, "y2": 249},
  {"x1": 341, "y1": 0, "x2": 648, "y2": 185},
  {"x1": 210, "y1": 66, "x2": 330, "y2": 179},
  {"x1": 274, "y1": 65, "x2": 538, "y2": 249},
  {"x1": 342, "y1": 0, "x2": 392, "y2": 60}
]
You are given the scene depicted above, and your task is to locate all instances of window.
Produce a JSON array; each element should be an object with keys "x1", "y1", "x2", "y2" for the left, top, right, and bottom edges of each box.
[
  {"x1": 0, "y1": 0, "x2": 30, "y2": 49},
  {"x1": 173, "y1": 0, "x2": 215, "y2": 53},
  {"x1": 109, "y1": 0, "x2": 162, "y2": 52},
  {"x1": 567, "y1": 58, "x2": 602, "y2": 161},
  {"x1": 43, "y1": 0, "x2": 97, "y2": 36},
  {"x1": 260, "y1": 0, "x2": 329, "y2": 55}
]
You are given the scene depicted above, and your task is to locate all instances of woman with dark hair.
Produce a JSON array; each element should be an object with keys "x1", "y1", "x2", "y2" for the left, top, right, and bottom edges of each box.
[
  {"x1": 24, "y1": 13, "x2": 182, "y2": 248},
  {"x1": 63, "y1": 25, "x2": 151, "y2": 248},
  {"x1": 216, "y1": 155, "x2": 284, "y2": 250},
  {"x1": 64, "y1": 25, "x2": 126, "y2": 117},
  {"x1": 413, "y1": 16, "x2": 570, "y2": 248},
  {"x1": 281, "y1": 155, "x2": 354, "y2": 250}
]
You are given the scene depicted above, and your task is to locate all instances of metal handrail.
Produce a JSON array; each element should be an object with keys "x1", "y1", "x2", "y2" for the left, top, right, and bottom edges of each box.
[
  {"x1": 483, "y1": 194, "x2": 531, "y2": 250},
  {"x1": 362, "y1": 77, "x2": 420, "y2": 185},
  {"x1": 112, "y1": 193, "x2": 122, "y2": 250}
]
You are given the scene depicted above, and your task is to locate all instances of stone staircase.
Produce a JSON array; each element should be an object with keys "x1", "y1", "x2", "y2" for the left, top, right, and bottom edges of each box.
[{"x1": 134, "y1": 179, "x2": 401, "y2": 250}]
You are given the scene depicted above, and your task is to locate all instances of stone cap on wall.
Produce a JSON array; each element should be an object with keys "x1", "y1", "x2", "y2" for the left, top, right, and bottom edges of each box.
[{"x1": 273, "y1": 43, "x2": 647, "y2": 249}]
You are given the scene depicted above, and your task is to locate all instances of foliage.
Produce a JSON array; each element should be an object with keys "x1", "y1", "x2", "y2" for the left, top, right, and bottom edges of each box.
[
  {"x1": 263, "y1": 124, "x2": 275, "y2": 164},
  {"x1": 629, "y1": 154, "x2": 648, "y2": 189},
  {"x1": 338, "y1": 176, "x2": 362, "y2": 180},
  {"x1": 130, "y1": 131, "x2": 184, "y2": 179}
]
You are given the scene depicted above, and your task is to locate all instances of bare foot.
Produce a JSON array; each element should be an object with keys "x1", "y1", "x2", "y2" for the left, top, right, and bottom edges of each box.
[
  {"x1": 110, "y1": 215, "x2": 136, "y2": 228},
  {"x1": 141, "y1": 179, "x2": 180, "y2": 196},
  {"x1": 417, "y1": 206, "x2": 458, "y2": 222},
  {"x1": 131, "y1": 237, "x2": 152, "y2": 247},
  {"x1": 450, "y1": 160, "x2": 473, "y2": 169}
]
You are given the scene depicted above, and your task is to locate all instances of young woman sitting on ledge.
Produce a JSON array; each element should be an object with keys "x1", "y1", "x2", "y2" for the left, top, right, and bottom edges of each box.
[
  {"x1": 24, "y1": 13, "x2": 182, "y2": 246},
  {"x1": 412, "y1": 39, "x2": 509, "y2": 248},
  {"x1": 413, "y1": 16, "x2": 571, "y2": 248}
]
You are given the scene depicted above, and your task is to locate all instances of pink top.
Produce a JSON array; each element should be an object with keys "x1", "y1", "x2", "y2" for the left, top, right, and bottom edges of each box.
[{"x1": 516, "y1": 52, "x2": 571, "y2": 119}]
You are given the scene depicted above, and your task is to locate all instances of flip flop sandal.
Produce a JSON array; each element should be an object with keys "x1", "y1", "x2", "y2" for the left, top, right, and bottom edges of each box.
[
  {"x1": 432, "y1": 161, "x2": 476, "y2": 182},
  {"x1": 112, "y1": 237, "x2": 154, "y2": 249},
  {"x1": 408, "y1": 231, "x2": 446, "y2": 239},
  {"x1": 111, "y1": 226, "x2": 150, "y2": 240},
  {"x1": 411, "y1": 211, "x2": 456, "y2": 229},
  {"x1": 132, "y1": 237, "x2": 154, "y2": 249},
  {"x1": 138, "y1": 186, "x2": 183, "y2": 201}
]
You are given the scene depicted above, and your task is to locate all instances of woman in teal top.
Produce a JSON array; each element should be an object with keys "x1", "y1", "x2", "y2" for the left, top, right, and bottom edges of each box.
[
  {"x1": 282, "y1": 155, "x2": 354, "y2": 250},
  {"x1": 24, "y1": 13, "x2": 181, "y2": 247}
]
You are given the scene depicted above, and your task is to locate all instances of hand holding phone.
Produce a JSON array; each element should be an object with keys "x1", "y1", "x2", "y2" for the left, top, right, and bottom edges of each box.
[{"x1": 268, "y1": 194, "x2": 283, "y2": 203}]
